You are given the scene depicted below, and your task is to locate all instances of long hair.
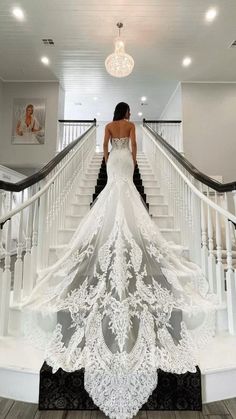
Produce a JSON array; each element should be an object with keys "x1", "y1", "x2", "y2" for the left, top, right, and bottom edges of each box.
[{"x1": 113, "y1": 102, "x2": 130, "y2": 121}]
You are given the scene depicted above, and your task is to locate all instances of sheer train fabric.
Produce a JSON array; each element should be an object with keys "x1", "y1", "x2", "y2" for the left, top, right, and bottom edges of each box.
[{"x1": 21, "y1": 138, "x2": 217, "y2": 419}]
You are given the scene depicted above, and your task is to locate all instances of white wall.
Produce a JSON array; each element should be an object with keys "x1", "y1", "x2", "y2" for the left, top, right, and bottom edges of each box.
[
  {"x1": 160, "y1": 83, "x2": 182, "y2": 120},
  {"x1": 0, "y1": 79, "x2": 3, "y2": 135},
  {"x1": 182, "y1": 83, "x2": 236, "y2": 182},
  {"x1": 0, "y1": 81, "x2": 64, "y2": 170}
]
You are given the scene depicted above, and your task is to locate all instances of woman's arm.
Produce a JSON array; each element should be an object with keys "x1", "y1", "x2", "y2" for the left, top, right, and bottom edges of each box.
[
  {"x1": 31, "y1": 117, "x2": 41, "y2": 132},
  {"x1": 130, "y1": 123, "x2": 137, "y2": 167},
  {"x1": 16, "y1": 120, "x2": 23, "y2": 136},
  {"x1": 103, "y1": 125, "x2": 110, "y2": 163}
]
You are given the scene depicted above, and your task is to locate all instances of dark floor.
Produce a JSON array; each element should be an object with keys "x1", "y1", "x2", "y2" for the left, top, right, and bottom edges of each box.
[{"x1": 1, "y1": 398, "x2": 236, "y2": 419}]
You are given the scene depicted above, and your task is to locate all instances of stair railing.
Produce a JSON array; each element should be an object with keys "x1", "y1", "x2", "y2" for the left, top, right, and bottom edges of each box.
[
  {"x1": 145, "y1": 120, "x2": 183, "y2": 153},
  {"x1": 0, "y1": 121, "x2": 96, "y2": 336},
  {"x1": 57, "y1": 119, "x2": 95, "y2": 151},
  {"x1": 143, "y1": 120, "x2": 236, "y2": 335}
]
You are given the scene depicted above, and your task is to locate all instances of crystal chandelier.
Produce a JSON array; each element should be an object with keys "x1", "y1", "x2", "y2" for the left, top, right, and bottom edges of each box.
[{"x1": 105, "y1": 22, "x2": 134, "y2": 78}]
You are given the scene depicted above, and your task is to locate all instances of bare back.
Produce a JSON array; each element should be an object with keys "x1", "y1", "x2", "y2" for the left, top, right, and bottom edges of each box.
[{"x1": 106, "y1": 120, "x2": 134, "y2": 139}]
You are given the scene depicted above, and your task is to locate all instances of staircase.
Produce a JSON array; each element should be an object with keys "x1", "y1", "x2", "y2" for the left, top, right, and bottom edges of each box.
[
  {"x1": 48, "y1": 152, "x2": 103, "y2": 265},
  {"x1": 1, "y1": 121, "x2": 236, "y2": 407}
]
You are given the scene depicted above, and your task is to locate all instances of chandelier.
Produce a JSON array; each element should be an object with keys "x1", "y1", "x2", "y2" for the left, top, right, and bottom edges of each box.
[{"x1": 105, "y1": 22, "x2": 134, "y2": 78}]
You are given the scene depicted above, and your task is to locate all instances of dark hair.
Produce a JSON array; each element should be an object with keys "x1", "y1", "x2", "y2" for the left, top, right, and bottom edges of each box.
[{"x1": 113, "y1": 102, "x2": 130, "y2": 121}]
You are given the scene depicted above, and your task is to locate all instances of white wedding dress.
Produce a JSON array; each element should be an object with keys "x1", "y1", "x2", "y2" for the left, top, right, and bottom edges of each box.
[{"x1": 22, "y1": 137, "x2": 216, "y2": 419}]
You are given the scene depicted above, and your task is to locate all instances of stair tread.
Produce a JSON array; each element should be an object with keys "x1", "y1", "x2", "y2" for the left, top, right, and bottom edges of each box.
[
  {"x1": 66, "y1": 214, "x2": 84, "y2": 218},
  {"x1": 72, "y1": 202, "x2": 90, "y2": 206},
  {"x1": 150, "y1": 203, "x2": 169, "y2": 207},
  {"x1": 50, "y1": 244, "x2": 67, "y2": 250},
  {"x1": 152, "y1": 214, "x2": 174, "y2": 218},
  {"x1": 59, "y1": 228, "x2": 76, "y2": 232},
  {"x1": 159, "y1": 228, "x2": 180, "y2": 232}
]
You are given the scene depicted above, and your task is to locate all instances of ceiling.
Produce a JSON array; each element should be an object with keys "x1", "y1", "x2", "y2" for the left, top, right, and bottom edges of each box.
[{"x1": 0, "y1": 0, "x2": 236, "y2": 120}]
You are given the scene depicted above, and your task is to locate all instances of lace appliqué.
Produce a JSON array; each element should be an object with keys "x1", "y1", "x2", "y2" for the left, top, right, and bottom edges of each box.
[{"x1": 22, "y1": 147, "x2": 217, "y2": 419}]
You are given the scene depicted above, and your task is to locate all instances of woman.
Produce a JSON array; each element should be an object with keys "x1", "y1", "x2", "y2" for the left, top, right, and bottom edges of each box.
[
  {"x1": 16, "y1": 104, "x2": 41, "y2": 136},
  {"x1": 22, "y1": 102, "x2": 216, "y2": 419}
]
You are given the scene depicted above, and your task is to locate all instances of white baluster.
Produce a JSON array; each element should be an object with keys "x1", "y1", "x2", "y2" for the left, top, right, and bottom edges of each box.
[
  {"x1": 13, "y1": 191, "x2": 24, "y2": 303},
  {"x1": 215, "y1": 191, "x2": 225, "y2": 304},
  {"x1": 207, "y1": 188, "x2": 216, "y2": 293},
  {"x1": 192, "y1": 180, "x2": 202, "y2": 265},
  {"x1": 30, "y1": 197, "x2": 39, "y2": 289},
  {"x1": 200, "y1": 185, "x2": 208, "y2": 278},
  {"x1": 0, "y1": 193, "x2": 12, "y2": 336},
  {"x1": 37, "y1": 181, "x2": 49, "y2": 270},
  {"x1": 22, "y1": 187, "x2": 34, "y2": 297},
  {"x1": 225, "y1": 215, "x2": 236, "y2": 334}
]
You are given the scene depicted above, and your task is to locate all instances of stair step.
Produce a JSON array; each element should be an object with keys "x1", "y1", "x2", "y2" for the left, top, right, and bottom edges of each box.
[
  {"x1": 88, "y1": 163, "x2": 102, "y2": 168},
  {"x1": 70, "y1": 203, "x2": 90, "y2": 216},
  {"x1": 58, "y1": 228, "x2": 76, "y2": 245},
  {"x1": 142, "y1": 180, "x2": 160, "y2": 188},
  {"x1": 141, "y1": 174, "x2": 157, "y2": 181},
  {"x1": 80, "y1": 179, "x2": 98, "y2": 187},
  {"x1": 49, "y1": 244, "x2": 67, "y2": 264},
  {"x1": 160, "y1": 228, "x2": 181, "y2": 244},
  {"x1": 147, "y1": 194, "x2": 165, "y2": 205},
  {"x1": 145, "y1": 186, "x2": 162, "y2": 194},
  {"x1": 86, "y1": 168, "x2": 101, "y2": 174},
  {"x1": 149, "y1": 204, "x2": 169, "y2": 216},
  {"x1": 85, "y1": 173, "x2": 99, "y2": 180},
  {"x1": 65, "y1": 214, "x2": 84, "y2": 229},
  {"x1": 151, "y1": 214, "x2": 174, "y2": 229},
  {"x1": 138, "y1": 162, "x2": 152, "y2": 170},
  {"x1": 74, "y1": 193, "x2": 92, "y2": 204},
  {"x1": 77, "y1": 186, "x2": 95, "y2": 195},
  {"x1": 138, "y1": 169, "x2": 153, "y2": 174}
]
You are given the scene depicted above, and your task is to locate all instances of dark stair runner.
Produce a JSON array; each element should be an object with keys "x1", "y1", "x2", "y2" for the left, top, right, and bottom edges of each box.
[{"x1": 38, "y1": 157, "x2": 202, "y2": 412}]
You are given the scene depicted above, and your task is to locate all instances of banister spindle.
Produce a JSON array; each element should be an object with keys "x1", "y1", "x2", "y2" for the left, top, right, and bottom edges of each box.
[
  {"x1": 207, "y1": 187, "x2": 216, "y2": 293},
  {"x1": 13, "y1": 191, "x2": 24, "y2": 303},
  {"x1": 215, "y1": 191, "x2": 225, "y2": 304},
  {"x1": 0, "y1": 193, "x2": 12, "y2": 335}
]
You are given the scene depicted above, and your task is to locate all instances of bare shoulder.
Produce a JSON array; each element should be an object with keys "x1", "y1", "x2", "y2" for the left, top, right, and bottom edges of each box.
[
  {"x1": 105, "y1": 122, "x2": 112, "y2": 130},
  {"x1": 127, "y1": 121, "x2": 135, "y2": 131}
]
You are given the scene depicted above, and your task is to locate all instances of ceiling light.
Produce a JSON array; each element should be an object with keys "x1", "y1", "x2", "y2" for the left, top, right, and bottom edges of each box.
[
  {"x1": 93, "y1": 96, "x2": 98, "y2": 101},
  {"x1": 12, "y1": 7, "x2": 24, "y2": 20},
  {"x1": 105, "y1": 22, "x2": 134, "y2": 78},
  {"x1": 182, "y1": 57, "x2": 192, "y2": 67},
  {"x1": 205, "y1": 8, "x2": 217, "y2": 22},
  {"x1": 138, "y1": 112, "x2": 143, "y2": 117},
  {"x1": 97, "y1": 112, "x2": 101, "y2": 116},
  {"x1": 41, "y1": 56, "x2": 50, "y2": 65},
  {"x1": 141, "y1": 96, "x2": 147, "y2": 102}
]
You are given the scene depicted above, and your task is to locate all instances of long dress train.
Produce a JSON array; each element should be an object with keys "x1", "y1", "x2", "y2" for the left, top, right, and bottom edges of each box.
[{"x1": 21, "y1": 137, "x2": 217, "y2": 419}]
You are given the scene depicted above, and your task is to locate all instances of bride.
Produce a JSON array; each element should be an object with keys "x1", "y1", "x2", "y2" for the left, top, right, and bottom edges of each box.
[{"x1": 22, "y1": 102, "x2": 216, "y2": 419}]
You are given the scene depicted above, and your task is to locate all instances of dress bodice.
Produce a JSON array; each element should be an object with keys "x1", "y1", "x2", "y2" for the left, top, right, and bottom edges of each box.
[{"x1": 111, "y1": 137, "x2": 130, "y2": 149}]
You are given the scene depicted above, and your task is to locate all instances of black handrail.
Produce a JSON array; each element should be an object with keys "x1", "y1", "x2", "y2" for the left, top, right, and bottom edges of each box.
[
  {"x1": 143, "y1": 120, "x2": 182, "y2": 124},
  {"x1": 58, "y1": 119, "x2": 96, "y2": 123},
  {"x1": 144, "y1": 119, "x2": 236, "y2": 193},
  {"x1": 0, "y1": 119, "x2": 96, "y2": 192}
]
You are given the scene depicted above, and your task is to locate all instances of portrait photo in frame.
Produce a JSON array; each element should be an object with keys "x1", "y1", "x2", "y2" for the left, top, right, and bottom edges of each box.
[{"x1": 12, "y1": 98, "x2": 46, "y2": 144}]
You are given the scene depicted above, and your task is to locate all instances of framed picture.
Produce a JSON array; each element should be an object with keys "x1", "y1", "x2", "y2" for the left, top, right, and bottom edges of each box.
[{"x1": 12, "y1": 98, "x2": 46, "y2": 144}]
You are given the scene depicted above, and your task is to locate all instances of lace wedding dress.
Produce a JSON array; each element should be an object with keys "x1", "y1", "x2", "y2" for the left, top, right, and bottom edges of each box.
[{"x1": 22, "y1": 137, "x2": 216, "y2": 419}]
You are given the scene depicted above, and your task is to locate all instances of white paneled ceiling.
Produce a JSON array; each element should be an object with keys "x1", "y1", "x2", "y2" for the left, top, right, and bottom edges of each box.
[{"x1": 0, "y1": 0, "x2": 236, "y2": 120}]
